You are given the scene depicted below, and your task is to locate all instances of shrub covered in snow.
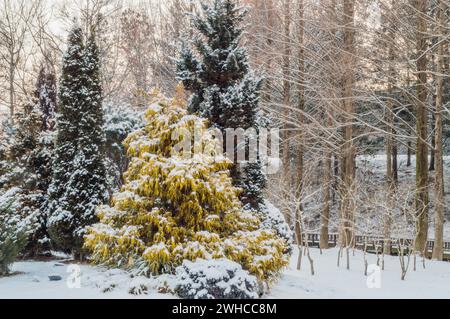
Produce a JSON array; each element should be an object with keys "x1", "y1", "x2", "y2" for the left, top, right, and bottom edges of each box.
[
  {"x1": 175, "y1": 259, "x2": 259, "y2": 299},
  {"x1": 0, "y1": 188, "x2": 35, "y2": 275},
  {"x1": 261, "y1": 200, "x2": 293, "y2": 250}
]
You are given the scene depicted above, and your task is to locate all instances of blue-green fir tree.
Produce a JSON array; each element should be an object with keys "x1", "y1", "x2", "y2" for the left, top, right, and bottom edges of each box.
[{"x1": 177, "y1": 0, "x2": 266, "y2": 210}]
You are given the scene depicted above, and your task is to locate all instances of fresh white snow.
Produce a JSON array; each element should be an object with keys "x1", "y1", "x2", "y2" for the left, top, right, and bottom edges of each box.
[
  {"x1": 1, "y1": 248, "x2": 450, "y2": 299},
  {"x1": 0, "y1": 260, "x2": 173, "y2": 299},
  {"x1": 268, "y1": 248, "x2": 450, "y2": 299}
]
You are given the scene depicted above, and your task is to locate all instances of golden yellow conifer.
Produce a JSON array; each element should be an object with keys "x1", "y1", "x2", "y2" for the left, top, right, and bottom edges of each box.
[{"x1": 85, "y1": 89, "x2": 288, "y2": 280}]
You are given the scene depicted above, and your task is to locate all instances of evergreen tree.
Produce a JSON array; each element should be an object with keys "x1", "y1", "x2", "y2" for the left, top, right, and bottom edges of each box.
[
  {"x1": 177, "y1": 0, "x2": 266, "y2": 210},
  {"x1": 103, "y1": 104, "x2": 144, "y2": 189},
  {"x1": 36, "y1": 66, "x2": 57, "y2": 131},
  {"x1": 47, "y1": 26, "x2": 108, "y2": 255},
  {"x1": 12, "y1": 102, "x2": 52, "y2": 256},
  {"x1": 22, "y1": 66, "x2": 58, "y2": 255},
  {"x1": 0, "y1": 66, "x2": 57, "y2": 254},
  {"x1": 85, "y1": 90, "x2": 288, "y2": 280},
  {"x1": 0, "y1": 102, "x2": 53, "y2": 256}
]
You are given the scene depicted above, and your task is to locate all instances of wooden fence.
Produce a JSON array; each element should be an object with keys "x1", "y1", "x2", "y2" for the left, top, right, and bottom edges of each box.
[{"x1": 303, "y1": 233, "x2": 450, "y2": 260}]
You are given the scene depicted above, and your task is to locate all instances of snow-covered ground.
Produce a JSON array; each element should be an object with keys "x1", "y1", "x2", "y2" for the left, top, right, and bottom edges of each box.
[
  {"x1": 0, "y1": 260, "x2": 172, "y2": 299},
  {"x1": 269, "y1": 248, "x2": 450, "y2": 299},
  {"x1": 2, "y1": 248, "x2": 450, "y2": 299}
]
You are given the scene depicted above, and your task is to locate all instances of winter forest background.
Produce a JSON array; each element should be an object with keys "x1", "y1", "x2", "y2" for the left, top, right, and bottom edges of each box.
[{"x1": 0, "y1": 0, "x2": 449, "y2": 299}]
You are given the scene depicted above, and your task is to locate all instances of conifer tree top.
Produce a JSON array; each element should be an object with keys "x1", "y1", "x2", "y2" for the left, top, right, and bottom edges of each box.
[
  {"x1": 177, "y1": 0, "x2": 265, "y2": 211},
  {"x1": 178, "y1": 0, "x2": 250, "y2": 90}
]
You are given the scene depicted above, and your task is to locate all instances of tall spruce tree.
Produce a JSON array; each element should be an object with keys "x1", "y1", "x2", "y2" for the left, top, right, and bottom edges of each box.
[
  {"x1": 25, "y1": 66, "x2": 57, "y2": 255},
  {"x1": 177, "y1": 0, "x2": 266, "y2": 210},
  {"x1": 0, "y1": 66, "x2": 57, "y2": 256},
  {"x1": 47, "y1": 26, "x2": 108, "y2": 256}
]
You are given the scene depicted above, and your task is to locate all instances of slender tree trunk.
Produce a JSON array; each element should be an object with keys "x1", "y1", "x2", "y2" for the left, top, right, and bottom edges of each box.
[
  {"x1": 319, "y1": 0, "x2": 337, "y2": 251},
  {"x1": 294, "y1": 0, "x2": 305, "y2": 245},
  {"x1": 282, "y1": 0, "x2": 292, "y2": 185},
  {"x1": 385, "y1": 96, "x2": 394, "y2": 255},
  {"x1": 414, "y1": 0, "x2": 430, "y2": 255},
  {"x1": 321, "y1": 153, "x2": 331, "y2": 249},
  {"x1": 339, "y1": 0, "x2": 356, "y2": 248},
  {"x1": 392, "y1": 134, "x2": 398, "y2": 183},
  {"x1": 281, "y1": 0, "x2": 292, "y2": 226},
  {"x1": 432, "y1": 0, "x2": 445, "y2": 261},
  {"x1": 333, "y1": 155, "x2": 339, "y2": 203},
  {"x1": 406, "y1": 57, "x2": 413, "y2": 168},
  {"x1": 429, "y1": 115, "x2": 435, "y2": 171},
  {"x1": 407, "y1": 141, "x2": 412, "y2": 167},
  {"x1": 262, "y1": 0, "x2": 275, "y2": 105},
  {"x1": 384, "y1": 0, "x2": 397, "y2": 256},
  {"x1": 9, "y1": 60, "x2": 15, "y2": 119}
]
